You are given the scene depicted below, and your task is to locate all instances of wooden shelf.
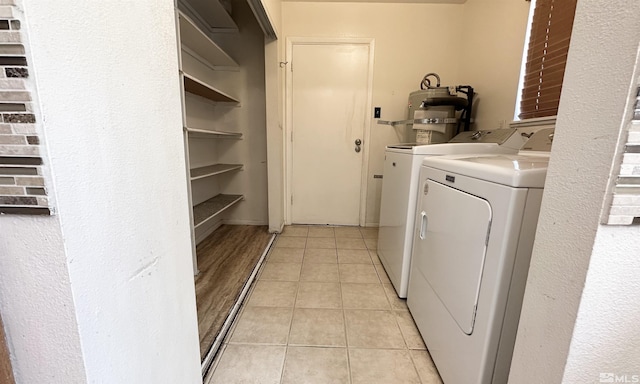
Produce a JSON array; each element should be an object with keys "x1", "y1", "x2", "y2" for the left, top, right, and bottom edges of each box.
[
  {"x1": 179, "y1": 0, "x2": 237, "y2": 32},
  {"x1": 183, "y1": 73, "x2": 239, "y2": 103},
  {"x1": 178, "y1": 11, "x2": 238, "y2": 69},
  {"x1": 191, "y1": 164, "x2": 242, "y2": 181},
  {"x1": 185, "y1": 127, "x2": 242, "y2": 139},
  {"x1": 193, "y1": 194, "x2": 243, "y2": 228}
]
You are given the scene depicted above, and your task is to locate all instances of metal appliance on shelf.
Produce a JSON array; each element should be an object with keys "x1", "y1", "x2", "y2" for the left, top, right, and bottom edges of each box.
[{"x1": 378, "y1": 73, "x2": 475, "y2": 144}]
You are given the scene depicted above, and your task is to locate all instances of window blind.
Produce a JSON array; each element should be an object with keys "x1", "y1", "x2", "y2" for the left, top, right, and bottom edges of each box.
[{"x1": 519, "y1": 0, "x2": 578, "y2": 120}]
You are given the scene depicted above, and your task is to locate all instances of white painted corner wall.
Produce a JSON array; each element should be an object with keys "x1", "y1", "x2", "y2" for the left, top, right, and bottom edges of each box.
[
  {"x1": 509, "y1": 0, "x2": 640, "y2": 382},
  {"x1": 458, "y1": 0, "x2": 530, "y2": 130},
  {"x1": 0, "y1": 217, "x2": 87, "y2": 383},
  {"x1": 261, "y1": 0, "x2": 284, "y2": 233},
  {"x1": 0, "y1": 1, "x2": 202, "y2": 383}
]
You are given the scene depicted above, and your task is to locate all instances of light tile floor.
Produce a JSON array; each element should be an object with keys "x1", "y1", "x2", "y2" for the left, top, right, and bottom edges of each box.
[{"x1": 207, "y1": 225, "x2": 443, "y2": 384}]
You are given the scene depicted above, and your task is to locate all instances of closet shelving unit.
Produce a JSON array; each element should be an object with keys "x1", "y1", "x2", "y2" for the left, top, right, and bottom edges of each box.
[
  {"x1": 177, "y1": 8, "x2": 243, "y2": 273},
  {"x1": 190, "y1": 163, "x2": 243, "y2": 181},
  {"x1": 185, "y1": 127, "x2": 243, "y2": 139},
  {"x1": 179, "y1": 0, "x2": 238, "y2": 34},
  {"x1": 183, "y1": 73, "x2": 239, "y2": 103}
]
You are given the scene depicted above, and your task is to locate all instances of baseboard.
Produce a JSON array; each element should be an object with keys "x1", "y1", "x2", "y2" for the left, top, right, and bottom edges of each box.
[
  {"x1": 276, "y1": 222, "x2": 285, "y2": 233},
  {"x1": 223, "y1": 219, "x2": 269, "y2": 226}
]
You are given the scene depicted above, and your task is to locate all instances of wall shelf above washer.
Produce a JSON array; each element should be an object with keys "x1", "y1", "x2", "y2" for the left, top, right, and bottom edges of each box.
[
  {"x1": 190, "y1": 164, "x2": 243, "y2": 181},
  {"x1": 183, "y1": 73, "x2": 239, "y2": 103}
]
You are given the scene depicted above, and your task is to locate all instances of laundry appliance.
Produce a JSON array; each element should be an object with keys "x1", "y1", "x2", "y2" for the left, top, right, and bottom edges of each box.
[
  {"x1": 407, "y1": 128, "x2": 554, "y2": 384},
  {"x1": 377, "y1": 128, "x2": 525, "y2": 298}
]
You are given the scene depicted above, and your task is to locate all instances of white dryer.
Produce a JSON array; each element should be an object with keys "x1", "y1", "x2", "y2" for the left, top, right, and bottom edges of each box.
[
  {"x1": 378, "y1": 129, "x2": 523, "y2": 298},
  {"x1": 407, "y1": 128, "x2": 554, "y2": 384}
]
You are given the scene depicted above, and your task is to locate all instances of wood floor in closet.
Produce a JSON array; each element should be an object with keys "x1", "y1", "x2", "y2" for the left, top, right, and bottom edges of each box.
[{"x1": 195, "y1": 225, "x2": 273, "y2": 359}]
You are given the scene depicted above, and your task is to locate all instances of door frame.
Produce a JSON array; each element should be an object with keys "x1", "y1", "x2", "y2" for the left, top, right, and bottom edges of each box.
[{"x1": 284, "y1": 37, "x2": 375, "y2": 226}]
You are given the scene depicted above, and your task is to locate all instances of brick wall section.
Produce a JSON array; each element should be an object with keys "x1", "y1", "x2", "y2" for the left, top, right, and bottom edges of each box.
[
  {"x1": 604, "y1": 86, "x2": 640, "y2": 225},
  {"x1": 0, "y1": 0, "x2": 50, "y2": 215}
]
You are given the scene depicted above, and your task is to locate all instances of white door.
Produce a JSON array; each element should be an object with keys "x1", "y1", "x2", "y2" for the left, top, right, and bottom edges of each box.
[{"x1": 289, "y1": 42, "x2": 371, "y2": 225}]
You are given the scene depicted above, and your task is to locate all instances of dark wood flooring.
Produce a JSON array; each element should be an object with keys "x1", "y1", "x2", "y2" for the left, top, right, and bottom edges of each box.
[{"x1": 195, "y1": 225, "x2": 273, "y2": 360}]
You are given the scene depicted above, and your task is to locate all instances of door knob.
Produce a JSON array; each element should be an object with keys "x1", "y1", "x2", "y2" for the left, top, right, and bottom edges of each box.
[{"x1": 355, "y1": 139, "x2": 362, "y2": 145}]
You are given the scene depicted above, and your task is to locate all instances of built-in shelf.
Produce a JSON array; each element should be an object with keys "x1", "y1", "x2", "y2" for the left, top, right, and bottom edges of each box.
[
  {"x1": 191, "y1": 164, "x2": 243, "y2": 181},
  {"x1": 183, "y1": 73, "x2": 239, "y2": 103},
  {"x1": 179, "y1": 0, "x2": 237, "y2": 32},
  {"x1": 178, "y1": 11, "x2": 238, "y2": 69},
  {"x1": 185, "y1": 127, "x2": 243, "y2": 139},
  {"x1": 193, "y1": 194, "x2": 243, "y2": 228}
]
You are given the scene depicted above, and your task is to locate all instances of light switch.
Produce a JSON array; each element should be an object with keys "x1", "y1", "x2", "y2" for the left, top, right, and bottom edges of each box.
[{"x1": 374, "y1": 107, "x2": 381, "y2": 118}]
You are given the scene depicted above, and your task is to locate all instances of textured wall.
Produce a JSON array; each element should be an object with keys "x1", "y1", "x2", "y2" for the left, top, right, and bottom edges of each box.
[
  {"x1": 509, "y1": 0, "x2": 640, "y2": 382},
  {"x1": 0, "y1": 2, "x2": 86, "y2": 382},
  {"x1": 0, "y1": 0, "x2": 202, "y2": 383},
  {"x1": 563, "y1": 226, "x2": 640, "y2": 382},
  {"x1": 0, "y1": 217, "x2": 87, "y2": 383}
]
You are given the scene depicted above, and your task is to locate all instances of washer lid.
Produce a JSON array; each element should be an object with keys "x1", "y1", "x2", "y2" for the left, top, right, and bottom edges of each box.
[
  {"x1": 448, "y1": 128, "x2": 516, "y2": 144},
  {"x1": 386, "y1": 142, "x2": 514, "y2": 155},
  {"x1": 423, "y1": 154, "x2": 550, "y2": 187}
]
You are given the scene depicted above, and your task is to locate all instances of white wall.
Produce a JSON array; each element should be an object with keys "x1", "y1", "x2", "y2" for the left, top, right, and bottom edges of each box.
[
  {"x1": 0, "y1": 218, "x2": 87, "y2": 383},
  {"x1": 265, "y1": 39, "x2": 285, "y2": 233},
  {"x1": 563, "y1": 226, "x2": 640, "y2": 382},
  {"x1": 281, "y1": 2, "x2": 465, "y2": 225},
  {"x1": 0, "y1": 1, "x2": 202, "y2": 383},
  {"x1": 279, "y1": 0, "x2": 530, "y2": 225},
  {"x1": 509, "y1": 0, "x2": 640, "y2": 382},
  {"x1": 0, "y1": 4, "x2": 87, "y2": 383},
  {"x1": 260, "y1": 0, "x2": 284, "y2": 232},
  {"x1": 459, "y1": 0, "x2": 530, "y2": 130},
  {"x1": 262, "y1": 0, "x2": 282, "y2": 37}
]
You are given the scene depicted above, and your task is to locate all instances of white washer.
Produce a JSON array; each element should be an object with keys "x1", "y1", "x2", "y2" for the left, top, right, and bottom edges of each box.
[
  {"x1": 407, "y1": 128, "x2": 554, "y2": 384},
  {"x1": 377, "y1": 129, "x2": 522, "y2": 298}
]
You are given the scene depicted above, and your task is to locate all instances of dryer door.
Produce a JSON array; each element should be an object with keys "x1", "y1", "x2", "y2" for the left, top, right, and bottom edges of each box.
[{"x1": 417, "y1": 179, "x2": 491, "y2": 335}]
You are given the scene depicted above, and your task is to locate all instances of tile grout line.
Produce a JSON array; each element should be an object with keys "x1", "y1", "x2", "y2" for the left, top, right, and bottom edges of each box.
[
  {"x1": 407, "y1": 348, "x2": 426, "y2": 384},
  {"x1": 279, "y1": 234, "x2": 302, "y2": 384},
  {"x1": 336, "y1": 233, "x2": 354, "y2": 384}
]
